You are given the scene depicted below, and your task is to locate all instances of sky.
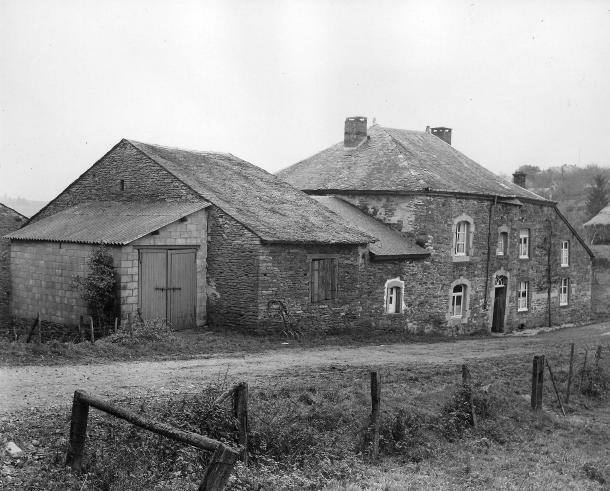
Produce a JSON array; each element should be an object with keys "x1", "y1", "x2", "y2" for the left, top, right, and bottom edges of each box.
[{"x1": 1, "y1": 0, "x2": 609, "y2": 201}]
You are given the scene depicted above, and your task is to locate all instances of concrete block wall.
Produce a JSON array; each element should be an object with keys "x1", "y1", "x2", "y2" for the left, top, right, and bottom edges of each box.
[{"x1": 0, "y1": 205, "x2": 26, "y2": 332}]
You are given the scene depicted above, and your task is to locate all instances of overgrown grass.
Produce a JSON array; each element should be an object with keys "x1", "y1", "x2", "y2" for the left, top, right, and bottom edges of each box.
[{"x1": 1, "y1": 343, "x2": 608, "y2": 489}]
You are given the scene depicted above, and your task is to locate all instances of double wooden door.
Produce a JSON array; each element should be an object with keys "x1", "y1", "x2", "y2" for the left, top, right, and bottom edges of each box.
[{"x1": 139, "y1": 249, "x2": 196, "y2": 330}]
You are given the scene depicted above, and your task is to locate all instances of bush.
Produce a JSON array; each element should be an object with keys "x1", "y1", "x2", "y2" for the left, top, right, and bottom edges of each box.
[{"x1": 103, "y1": 318, "x2": 176, "y2": 345}]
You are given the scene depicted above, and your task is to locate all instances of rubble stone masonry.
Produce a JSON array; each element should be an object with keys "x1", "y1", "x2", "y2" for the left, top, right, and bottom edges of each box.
[{"x1": 0, "y1": 205, "x2": 26, "y2": 332}]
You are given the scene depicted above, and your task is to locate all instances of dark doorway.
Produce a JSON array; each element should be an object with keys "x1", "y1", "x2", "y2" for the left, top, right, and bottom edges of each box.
[{"x1": 492, "y1": 275, "x2": 507, "y2": 333}]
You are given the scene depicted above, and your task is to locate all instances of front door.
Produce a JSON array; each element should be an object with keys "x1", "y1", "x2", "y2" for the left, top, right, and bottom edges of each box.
[
  {"x1": 139, "y1": 249, "x2": 197, "y2": 330},
  {"x1": 492, "y1": 276, "x2": 507, "y2": 332}
]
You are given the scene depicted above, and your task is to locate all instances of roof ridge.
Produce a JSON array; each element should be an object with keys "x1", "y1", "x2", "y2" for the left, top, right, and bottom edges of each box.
[{"x1": 127, "y1": 139, "x2": 233, "y2": 158}]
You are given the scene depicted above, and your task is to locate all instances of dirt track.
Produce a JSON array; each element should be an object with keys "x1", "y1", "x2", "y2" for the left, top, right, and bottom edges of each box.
[{"x1": 1, "y1": 322, "x2": 609, "y2": 415}]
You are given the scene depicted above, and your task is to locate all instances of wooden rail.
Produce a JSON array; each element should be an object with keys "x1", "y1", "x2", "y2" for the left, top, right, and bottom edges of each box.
[{"x1": 65, "y1": 390, "x2": 239, "y2": 490}]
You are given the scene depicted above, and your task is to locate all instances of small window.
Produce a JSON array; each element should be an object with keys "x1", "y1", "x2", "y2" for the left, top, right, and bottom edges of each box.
[
  {"x1": 517, "y1": 280, "x2": 529, "y2": 312},
  {"x1": 497, "y1": 232, "x2": 508, "y2": 256},
  {"x1": 560, "y1": 278, "x2": 569, "y2": 306},
  {"x1": 519, "y1": 229, "x2": 530, "y2": 259},
  {"x1": 561, "y1": 241, "x2": 569, "y2": 267},
  {"x1": 385, "y1": 278, "x2": 404, "y2": 314},
  {"x1": 120, "y1": 179, "x2": 125, "y2": 191},
  {"x1": 311, "y1": 258, "x2": 337, "y2": 302},
  {"x1": 455, "y1": 221, "x2": 468, "y2": 256},
  {"x1": 451, "y1": 284, "x2": 465, "y2": 317}
]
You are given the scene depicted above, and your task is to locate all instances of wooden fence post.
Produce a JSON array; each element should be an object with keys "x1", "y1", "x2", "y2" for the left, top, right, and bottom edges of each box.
[
  {"x1": 545, "y1": 359, "x2": 566, "y2": 417},
  {"x1": 199, "y1": 444, "x2": 240, "y2": 491},
  {"x1": 232, "y1": 382, "x2": 249, "y2": 465},
  {"x1": 370, "y1": 371, "x2": 381, "y2": 459},
  {"x1": 461, "y1": 364, "x2": 477, "y2": 427},
  {"x1": 531, "y1": 355, "x2": 544, "y2": 411},
  {"x1": 565, "y1": 343, "x2": 575, "y2": 403},
  {"x1": 25, "y1": 313, "x2": 40, "y2": 344},
  {"x1": 38, "y1": 316, "x2": 42, "y2": 344},
  {"x1": 89, "y1": 317, "x2": 95, "y2": 343},
  {"x1": 65, "y1": 391, "x2": 89, "y2": 472},
  {"x1": 594, "y1": 346, "x2": 603, "y2": 369},
  {"x1": 114, "y1": 317, "x2": 118, "y2": 334}
]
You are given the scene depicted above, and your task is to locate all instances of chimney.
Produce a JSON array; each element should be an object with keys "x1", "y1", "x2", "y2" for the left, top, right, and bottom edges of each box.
[
  {"x1": 513, "y1": 171, "x2": 527, "y2": 188},
  {"x1": 344, "y1": 116, "x2": 367, "y2": 147},
  {"x1": 429, "y1": 126, "x2": 452, "y2": 145}
]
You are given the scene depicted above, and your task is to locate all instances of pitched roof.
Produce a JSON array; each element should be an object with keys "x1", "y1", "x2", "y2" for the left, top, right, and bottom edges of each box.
[
  {"x1": 0, "y1": 202, "x2": 27, "y2": 220},
  {"x1": 4, "y1": 201, "x2": 209, "y2": 245},
  {"x1": 127, "y1": 140, "x2": 371, "y2": 244},
  {"x1": 277, "y1": 125, "x2": 550, "y2": 202},
  {"x1": 584, "y1": 205, "x2": 610, "y2": 227},
  {"x1": 312, "y1": 196, "x2": 429, "y2": 259}
]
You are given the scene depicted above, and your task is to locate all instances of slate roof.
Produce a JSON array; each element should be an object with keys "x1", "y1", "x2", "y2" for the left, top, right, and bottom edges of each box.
[
  {"x1": 277, "y1": 125, "x2": 550, "y2": 202},
  {"x1": 312, "y1": 196, "x2": 429, "y2": 259},
  {"x1": 4, "y1": 201, "x2": 209, "y2": 245},
  {"x1": 584, "y1": 205, "x2": 610, "y2": 227},
  {"x1": 128, "y1": 140, "x2": 372, "y2": 244}
]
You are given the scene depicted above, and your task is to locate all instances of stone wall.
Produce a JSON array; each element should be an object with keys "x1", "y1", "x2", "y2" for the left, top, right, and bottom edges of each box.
[
  {"x1": 335, "y1": 194, "x2": 592, "y2": 333},
  {"x1": 31, "y1": 139, "x2": 200, "y2": 222},
  {"x1": 590, "y1": 245, "x2": 610, "y2": 319},
  {"x1": 206, "y1": 206, "x2": 261, "y2": 331},
  {"x1": 0, "y1": 204, "x2": 26, "y2": 333}
]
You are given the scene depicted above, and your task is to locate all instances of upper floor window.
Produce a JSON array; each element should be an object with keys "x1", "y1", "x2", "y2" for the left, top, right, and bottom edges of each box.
[
  {"x1": 497, "y1": 231, "x2": 508, "y2": 256},
  {"x1": 385, "y1": 278, "x2": 405, "y2": 314},
  {"x1": 452, "y1": 215, "x2": 474, "y2": 261},
  {"x1": 517, "y1": 280, "x2": 529, "y2": 312},
  {"x1": 519, "y1": 229, "x2": 530, "y2": 259},
  {"x1": 560, "y1": 278, "x2": 569, "y2": 306},
  {"x1": 451, "y1": 284, "x2": 466, "y2": 317},
  {"x1": 561, "y1": 241, "x2": 569, "y2": 267},
  {"x1": 311, "y1": 258, "x2": 337, "y2": 303}
]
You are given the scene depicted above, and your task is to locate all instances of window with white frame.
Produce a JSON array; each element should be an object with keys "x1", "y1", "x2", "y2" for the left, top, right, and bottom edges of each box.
[
  {"x1": 451, "y1": 284, "x2": 466, "y2": 317},
  {"x1": 560, "y1": 278, "x2": 569, "y2": 306},
  {"x1": 455, "y1": 221, "x2": 468, "y2": 256},
  {"x1": 385, "y1": 278, "x2": 405, "y2": 314},
  {"x1": 561, "y1": 240, "x2": 569, "y2": 267},
  {"x1": 519, "y1": 229, "x2": 530, "y2": 258},
  {"x1": 497, "y1": 231, "x2": 508, "y2": 256},
  {"x1": 517, "y1": 280, "x2": 529, "y2": 311}
]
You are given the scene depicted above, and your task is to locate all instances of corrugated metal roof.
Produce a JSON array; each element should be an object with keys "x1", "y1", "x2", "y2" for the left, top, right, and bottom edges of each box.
[
  {"x1": 312, "y1": 196, "x2": 429, "y2": 258},
  {"x1": 278, "y1": 125, "x2": 550, "y2": 203},
  {"x1": 4, "y1": 201, "x2": 209, "y2": 245},
  {"x1": 128, "y1": 140, "x2": 372, "y2": 245}
]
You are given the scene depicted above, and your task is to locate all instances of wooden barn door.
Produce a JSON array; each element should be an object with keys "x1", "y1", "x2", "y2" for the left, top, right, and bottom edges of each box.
[{"x1": 139, "y1": 249, "x2": 197, "y2": 329}]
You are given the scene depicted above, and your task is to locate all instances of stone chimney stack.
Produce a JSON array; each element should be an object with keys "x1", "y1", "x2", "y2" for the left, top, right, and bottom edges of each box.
[
  {"x1": 344, "y1": 116, "x2": 367, "y2": 147},
  {"x1": 513, "y1": 171, "x2": 527, "y2": 188},
  {"x1": 428, "y1": 126, "x2": 452, "y2": 145}
]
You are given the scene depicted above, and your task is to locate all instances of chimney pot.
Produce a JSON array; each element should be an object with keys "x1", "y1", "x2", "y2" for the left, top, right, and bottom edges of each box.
[
  {"x1": 429, "y1": 126, "x2": 452, "y2": 145},
  {"x1": 344, "y1": 116, "x2": 367, "y2": 147},
  {"x1": 513, "y1": 171, "x2": 527, "y2": 188}
]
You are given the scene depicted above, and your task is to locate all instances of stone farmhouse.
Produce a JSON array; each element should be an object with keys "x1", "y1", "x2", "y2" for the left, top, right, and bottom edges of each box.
[
  {"x1": 0, "y1": 203, "x2": 26, "y2": 331},
  {"x1": 277, "y1": 117, "x2": 594, "y2": 334},
  {"x1": 4, "y1": 139, "x2": 371, "y2": 333},
  {"x1": 584, "y1": 205, "x2": 610, "y2": 319}
]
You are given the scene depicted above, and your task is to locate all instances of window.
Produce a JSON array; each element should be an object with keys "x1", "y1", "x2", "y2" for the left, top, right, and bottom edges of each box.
[
  {"x1": 385, "y1": 278, "x2": 405, "y2": 314},
  {"x1": 497, "y1": 232, "x2": 508, "y2": 256},
  {"x1": 311, "y1": 258, "x2": 337, "y2": 302},
  {"x1": 561, "y1": 241, "x2": 569, "y2": 267},
  {"x1": 560, "y1": 278, "x2": 569, "y2": 306},
  {"x1": 455, "y1": 221, "x2": 468, "y2": 255},
  {"x1": 519, "y1": 229, "x2": 530, "y2": 258},
  {"x1": 517, "y1": 281, "x2": 529, "y2": 311},
  {"x1": 451, "y1": 284, "x2": 465, "y2": 317}
]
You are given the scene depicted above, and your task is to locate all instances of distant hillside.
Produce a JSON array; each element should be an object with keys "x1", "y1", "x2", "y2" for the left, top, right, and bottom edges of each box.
[
  {"x1": 514, "y1": 164, "x2": 610, "y2": 237},
  {"x1": 0, "y1": 195, "x2": 47, "y2": 219}
]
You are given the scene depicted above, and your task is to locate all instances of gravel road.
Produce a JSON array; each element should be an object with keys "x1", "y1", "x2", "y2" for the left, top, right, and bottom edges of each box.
[{"x1": 1, "y1": 322, "x2": 608, "y2": 415}]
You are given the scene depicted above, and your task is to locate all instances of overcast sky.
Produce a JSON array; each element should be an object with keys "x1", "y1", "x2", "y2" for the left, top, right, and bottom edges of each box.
[{"x1": 1, "y1": 0, "x2": 609, "y2": 200}]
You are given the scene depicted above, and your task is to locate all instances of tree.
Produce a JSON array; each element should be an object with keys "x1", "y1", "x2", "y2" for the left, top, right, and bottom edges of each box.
[
  {"x1": 75, "y1": 247, "x2": 117, "y2": 328},
  {"x1": 585, "y1": 174, "x2": 608, "y2": 220}
]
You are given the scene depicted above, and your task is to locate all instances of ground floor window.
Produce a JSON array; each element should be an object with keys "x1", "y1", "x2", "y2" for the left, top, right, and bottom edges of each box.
[
  {"x1": 385, "y1": 278, "x2": 405, "y2": 314},
  {"x1": 311, "y1": 257, "x2": 338, "y2": 302},
  {"x1": 560, "y1": 278, "x2": 569, "y2": 306},
  {"x1": 452, "y1": 284, "x2": 466, "y2": 317},
  {"x1": 517, "y1": 280, "x2": 529, "y2": 311}
]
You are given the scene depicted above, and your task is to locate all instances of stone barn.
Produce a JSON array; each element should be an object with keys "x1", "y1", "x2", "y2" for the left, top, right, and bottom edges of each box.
[
  {"x1": 0, "y1": 203, "x2": 27, "y2": 333},
  {"x1": 5, "y1": 139, "x2": 371, "y2": 334},
  {"x1": 277, "y1": 117, "x2": 594, "y2": 334},
  {"x1": 584, "y1": 205, "x2": 610, "y2": 319}
]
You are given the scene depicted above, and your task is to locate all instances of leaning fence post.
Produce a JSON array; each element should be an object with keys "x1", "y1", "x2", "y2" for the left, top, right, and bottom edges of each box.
[
  {"x1": 545, "y1": 359, "x2": 566, "y2": 417},
  {"x1": 38, "y1": 315, "x2": 42, "y2": 344},
  {"x1": 370, "y1": 371, "x2": 381, "y2": 459},
  {"x1": 565, "y1": 343, "x2": 575, "y2": 403},
  {"x1": 531, "y1": 355, "x2": 544, "y2": 411},
  {"x1": 199, "y1": 444, "x2": 239, "y2": 491},
  {"x1": 461, "y1": 364, "x2": 477, "y2": 427},
  {"x1": 26, "y1": 313, "x2": 40, "y2": 344},
  {"x1": 89, "y1": 317, "x2": 95, "y2": 343},
  {"x1": 232, "y1": 382, "x2": 249, "y2": 465},
  {"x1": 65, "y1": 390, "x2": 90, "y2": 472}
]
